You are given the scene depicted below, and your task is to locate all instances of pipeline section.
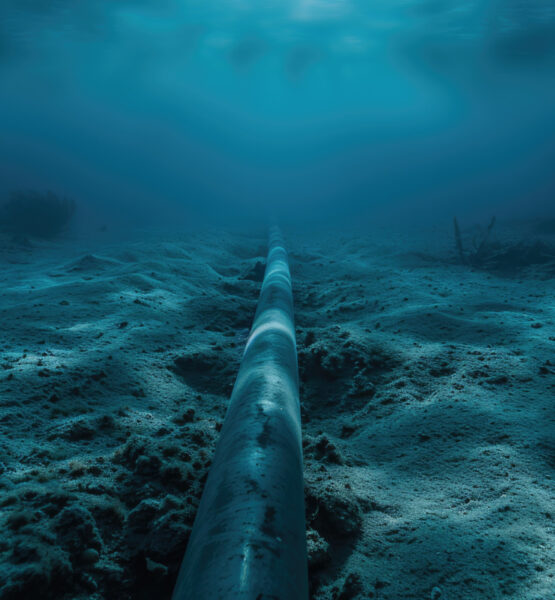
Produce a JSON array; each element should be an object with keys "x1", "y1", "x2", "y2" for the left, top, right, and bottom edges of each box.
[{"x1": 172, "y1": 226, "x2": 308, "y2": 600}]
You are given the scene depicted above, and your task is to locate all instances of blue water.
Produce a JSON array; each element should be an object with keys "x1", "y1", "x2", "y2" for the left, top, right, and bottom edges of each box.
[{"x1": 1, "y1": 1, "x2": 554, "y2": 224}]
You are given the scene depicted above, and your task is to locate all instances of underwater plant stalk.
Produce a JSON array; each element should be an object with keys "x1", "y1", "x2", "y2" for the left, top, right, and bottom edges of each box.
[{"x1": 172, "y1": 226, "x2": 308, "y2": 600}]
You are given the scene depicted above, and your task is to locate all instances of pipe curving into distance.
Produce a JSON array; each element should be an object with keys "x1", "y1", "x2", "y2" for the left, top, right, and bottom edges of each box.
[{"x1": 172, "y1": 226, "x2": 308, "y2": 600}]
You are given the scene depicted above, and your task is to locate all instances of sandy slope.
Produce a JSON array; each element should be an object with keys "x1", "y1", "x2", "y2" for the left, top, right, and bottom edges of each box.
[
  {"x1": 0, "y1": 229, "x2": 266, "y2": 599},
  {"x1": 0, "y1": 225, "x2": 553, "y2": 600},
  {"x1": 291, "y1": 226, "x2": 554, "y2": 600}
]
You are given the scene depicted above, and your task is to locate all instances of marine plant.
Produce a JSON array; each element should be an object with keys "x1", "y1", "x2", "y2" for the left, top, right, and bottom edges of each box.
[
  {"x1": 453, "y1": 215, "x2": 496, "y2": 266},
  {"x1": 454, "y1": 215, "x2": 555, "y2": 274}
]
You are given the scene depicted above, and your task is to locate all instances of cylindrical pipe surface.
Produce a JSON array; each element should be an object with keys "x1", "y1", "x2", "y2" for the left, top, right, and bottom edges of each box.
[{"x1": 172, "y1": 227, "x2": 308, "y2": 600}]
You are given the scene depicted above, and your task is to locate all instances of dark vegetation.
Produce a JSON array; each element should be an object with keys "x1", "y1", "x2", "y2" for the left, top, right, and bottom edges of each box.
[
  {"x1": 0, "y1": 190, "x2": 75, "y2": 238},
  {"x1": 453, "y1": 216, "x2": 555, "y2": 275},
  {"x1": 453, "y1": 216, "x2": 497, "y2": 267}
]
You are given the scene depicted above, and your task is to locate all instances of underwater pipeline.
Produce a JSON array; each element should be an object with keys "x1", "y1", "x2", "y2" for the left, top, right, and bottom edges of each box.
[{"x1": 172, "y1": 227, "x2": 308, "y2": 599}]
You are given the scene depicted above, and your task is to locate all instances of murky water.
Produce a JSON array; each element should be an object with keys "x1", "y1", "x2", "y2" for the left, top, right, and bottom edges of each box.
[{"x1": 1, "y1": 1, "x2": 554, "y2": 222}]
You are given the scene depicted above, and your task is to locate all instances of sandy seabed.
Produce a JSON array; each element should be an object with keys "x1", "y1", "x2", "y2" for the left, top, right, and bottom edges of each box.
[{"x1": 0, "y1": 223, "x2": 553, "y2": 600}]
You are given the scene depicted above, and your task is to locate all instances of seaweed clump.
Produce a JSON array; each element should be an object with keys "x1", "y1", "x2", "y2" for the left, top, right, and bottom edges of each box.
[
  {"x1": 1, "y1": 190, "x2": 75, "y2": 238},
  {"x1": 453, "y1": 216, "x2": 496, "y2": 266},
  {"x1": 453, "y1": 216, "x2": 555, "y2": 275}
]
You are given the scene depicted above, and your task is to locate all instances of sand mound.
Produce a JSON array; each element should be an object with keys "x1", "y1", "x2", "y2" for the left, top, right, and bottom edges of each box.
[{"x1": 66, "y1": 254, "x2": 121, "y2": 273}]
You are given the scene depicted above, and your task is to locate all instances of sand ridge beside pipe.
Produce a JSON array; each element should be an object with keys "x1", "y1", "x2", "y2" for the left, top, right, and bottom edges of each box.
[{"x1": 172, "y1": 226, "x2": 308, "y2": 599}]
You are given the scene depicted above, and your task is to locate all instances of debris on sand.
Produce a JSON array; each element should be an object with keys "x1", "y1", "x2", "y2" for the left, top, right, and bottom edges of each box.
[{"x1": 453, "y1": 215, "x2": 555, "y2": 274}]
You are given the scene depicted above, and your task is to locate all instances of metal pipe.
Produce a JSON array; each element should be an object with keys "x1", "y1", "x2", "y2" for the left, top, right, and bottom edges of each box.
[{"x1": 172, "y1": 226, "x2": 308, "y2": 600}]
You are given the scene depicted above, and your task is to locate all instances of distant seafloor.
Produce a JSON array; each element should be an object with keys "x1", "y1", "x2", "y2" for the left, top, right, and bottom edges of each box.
[{"x1": 0, "y1": 219, "x2": 554, "y2": 599}]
